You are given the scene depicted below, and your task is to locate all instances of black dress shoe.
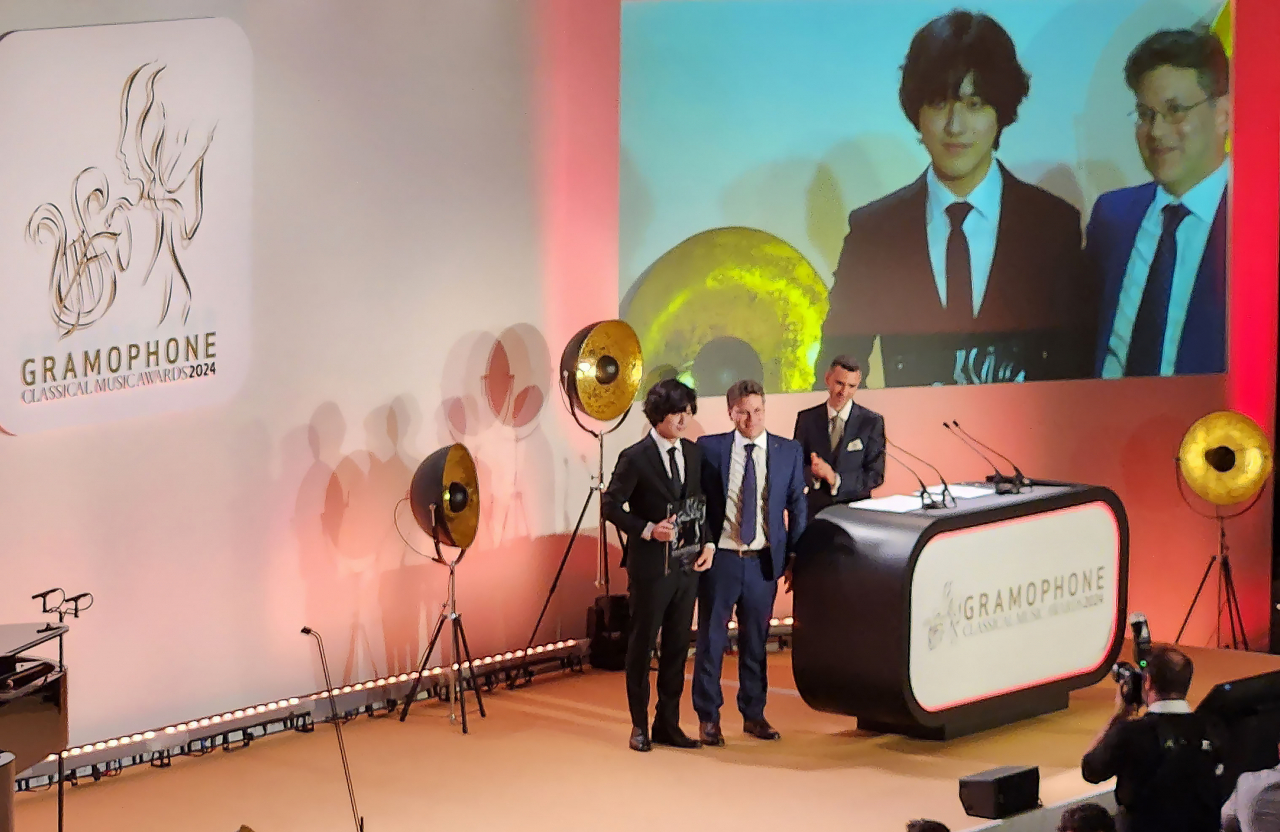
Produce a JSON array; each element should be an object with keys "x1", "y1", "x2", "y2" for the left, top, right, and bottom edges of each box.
[
  {"x1": 743, "y1": 718, "x2": 781, "y2": 740},
  {"x1": 651, "y1": 725, "x2": 701, "y2": 749},
  {"x1": 699, "y1": 721, "x2": 725, "y2": 747},
  {"x1": 629, "y1": 727, "x2": 651, "y2": 752}
]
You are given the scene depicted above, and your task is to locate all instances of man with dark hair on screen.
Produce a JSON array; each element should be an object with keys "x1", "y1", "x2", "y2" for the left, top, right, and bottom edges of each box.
[
  {"x1": 818, "y1": 9, "x2": 1095, "y2": 388},
  {"x1": 1081, "y1": 646, "x2": 1225, "y2": 832},
  {"x1": 792, "y1": 355, "x2": 885, "y2": 521},
  {"x1": 693, "y1": 380, "x2": 807, "y2": 745},
  {"x1": 1090, "y1": 29, "x2": 1229, "y2": 379},
  {"x1": 602, "y1": 378, "x2": 714, "y2": 752}
]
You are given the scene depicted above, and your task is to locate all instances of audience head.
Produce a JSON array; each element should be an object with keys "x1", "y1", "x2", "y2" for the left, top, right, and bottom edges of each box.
[
  {"x1": 906, "y1": 821, "x2": 950, "y2": 832},
  {"x1": 1057, "y1": 802, "x2": 1116, "y2": 832}
]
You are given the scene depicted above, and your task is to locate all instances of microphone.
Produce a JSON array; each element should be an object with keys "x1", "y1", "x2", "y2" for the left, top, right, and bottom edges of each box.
[
  {"x1": 951, "y1": 420, "x2": 1030, "y2": 487},
  {"x1": 886, "y1": 450, "x2": 943, "y2": 510},
  {"x1": 302, "y1": 627, "x2": 365, "y2": 832},
  {"x1": 942, "y1": 422, "x2": 1017, "y2": 494},
  {"x1": 886, "y1": 439, "x2": 955, "y2": 508}
]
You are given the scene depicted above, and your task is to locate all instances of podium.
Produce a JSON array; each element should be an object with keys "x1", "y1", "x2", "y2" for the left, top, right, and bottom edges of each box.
[{"x1": 791, "y1": 483, "x2": 1128, "y2": 739}]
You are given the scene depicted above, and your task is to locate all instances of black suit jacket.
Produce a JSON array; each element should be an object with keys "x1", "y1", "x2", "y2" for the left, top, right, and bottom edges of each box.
[
  {"x1": 792, "y1": 401, "x2": 885, "y2": 517},
  {"x1": 602, "y1": 435, "x2": 714, "y2": 583},
  {"x1": 1081, "y1": 711, "x2": 1226, "y2": 832},
  {"x1": 817, "y1": 163, "x2": 1097, "y2": 387}
]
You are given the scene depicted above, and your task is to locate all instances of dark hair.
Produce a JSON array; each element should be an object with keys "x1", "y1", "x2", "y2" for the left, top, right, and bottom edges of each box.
[
  {"x1": 899, "y1": 10, "x2": 1030, "y2": 150},
  {"x1": 1146, "y1": 645, "x2": 1194, "y2": 699},
  {"x1": 1125, "y1": 29, "x2": 1229, "y2": 99},
  {"x1": 906, "y1": 822, "x2": 950, "y2": 832},
  {"x1": 726, "y1": 379, "x2": 764, "y2": 410},
  {"x1": 829, "y1": 355, "x2": 862, "y2": 374},
  {"x1": 1057, "y1": 802, "x2": 1116, "y2": 832},
  {"x1": 642, "y1": 378, "x2": 697, "y2": 427}
]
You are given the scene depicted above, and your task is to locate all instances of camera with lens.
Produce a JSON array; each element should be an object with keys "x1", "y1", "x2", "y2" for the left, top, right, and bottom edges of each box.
[{"x1": 1111, "y1": 612, "x2": 1152, "y2": 708}]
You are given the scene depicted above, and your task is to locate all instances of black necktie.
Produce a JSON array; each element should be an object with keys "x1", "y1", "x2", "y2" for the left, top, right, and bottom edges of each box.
[
  {"x1": 740, "y1": 444, "x2": 757, "y2": 546},
  {"x1": 1126, "y1": 203, "x2": 1191, "y2": 377},
  {"x1": 666, "y1": 446, "x2": 683, "y2": 497},
  {"x1": 945, "y1": 202, "x2": 974, "y2": 325}
]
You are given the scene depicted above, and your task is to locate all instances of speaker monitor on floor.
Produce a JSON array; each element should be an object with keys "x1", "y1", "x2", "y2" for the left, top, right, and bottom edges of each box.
[
  {"x1": 959, "y1": 765, "x2": 1040, "y2": 819},
  {"x1": 1197, "y1": 669, "x2": 1280, "y2": 786}
]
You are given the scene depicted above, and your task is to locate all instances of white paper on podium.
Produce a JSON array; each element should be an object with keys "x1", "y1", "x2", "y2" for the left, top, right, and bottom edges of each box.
[{"x1": 848, "y1": 494, "x2": 927, "y2": 513}]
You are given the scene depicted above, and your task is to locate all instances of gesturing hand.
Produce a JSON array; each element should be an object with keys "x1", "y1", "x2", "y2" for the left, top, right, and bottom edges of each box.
[{"x1": 809, "y1": 453, "x2": 836, "y2": 487}]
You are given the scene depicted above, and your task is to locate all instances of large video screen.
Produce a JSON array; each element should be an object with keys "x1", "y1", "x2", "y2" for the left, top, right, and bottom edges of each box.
[{"x1": 620, "y1": 0, "x2": 1230, "y2": 392}]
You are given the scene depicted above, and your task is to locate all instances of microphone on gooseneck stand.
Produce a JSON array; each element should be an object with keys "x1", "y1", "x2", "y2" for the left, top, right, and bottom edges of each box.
[
  {"x1": 302, "y1": 627, "x2": 365, "y2": 832},
  {"x1": 886, "y1": 438, "x2": 955, "y2": 508},
  {"x1": 942, "y1": 422, "x2": 1018, "y2": 494},
  {"x1": 886, "y1": 450, "x2": 943, "y2": 510},
  {"x1": 951, "y1": 420, "x2": 1031, "y2": 488}
]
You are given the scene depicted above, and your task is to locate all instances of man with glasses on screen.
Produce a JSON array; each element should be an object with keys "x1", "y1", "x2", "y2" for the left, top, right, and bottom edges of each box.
[
  {"x1": 1090, "y1": 29, "x2": 1229, "y2": 379},
  {"x1": 817, "y1": 9, "x2": 1095, "y2": 388}
]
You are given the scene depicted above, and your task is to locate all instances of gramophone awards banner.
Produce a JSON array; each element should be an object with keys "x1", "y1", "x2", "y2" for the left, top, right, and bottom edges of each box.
[{"x1": 0, "y1": 18, "x2": 252, "y2": 436}]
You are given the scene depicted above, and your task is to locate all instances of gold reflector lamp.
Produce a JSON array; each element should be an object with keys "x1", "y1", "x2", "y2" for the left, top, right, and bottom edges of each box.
[
  {"x1": 1177, "y1": 411, "x2": 1273, "y2": 506},
  {"x1": 560, "y1": 319, "x2": 643, "y2": 422},
  {"x1": 409, "y1": 443, "x2": 479, "y2": 549}
]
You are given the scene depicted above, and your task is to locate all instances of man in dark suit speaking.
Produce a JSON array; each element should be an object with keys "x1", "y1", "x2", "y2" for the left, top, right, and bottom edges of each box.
[
  {"x1": 793, "y1": 356, "x2": 885, "y2": 520},
  {"x1": 1090, "y1": 29, "x2": 1229, "y2": 379},
  {"x1": 817, "y1": 10, "x2": 1096, "y2": 387},
  {"x1": 602, "y1": 379, "x2": 714, "y2": 753},
  {"x1": 693, "y1": 380, "x2": 807, "y2": 745}
]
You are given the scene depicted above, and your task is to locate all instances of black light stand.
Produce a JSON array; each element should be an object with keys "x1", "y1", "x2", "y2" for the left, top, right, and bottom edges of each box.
[
  {"x1": 301, "y1": 627, "x2": 364, "y2": 832},
  {"x1": 32, "y1": 587, "x2": 91, "y2": 832},
  {"x1": 519, "y1": 385, "x2": 632, "y2": 677},
  {"x1": 1174, "y1": 465, "x2": 1268, "y2": 650},
  {"x1": 398, "y1": 505, "x2": 486, "y2": 733}
]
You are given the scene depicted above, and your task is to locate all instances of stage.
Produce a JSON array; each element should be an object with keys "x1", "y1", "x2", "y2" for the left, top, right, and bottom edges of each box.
[{"x1": 11, "y1": 644, "x2": 1278, "y2": 832}]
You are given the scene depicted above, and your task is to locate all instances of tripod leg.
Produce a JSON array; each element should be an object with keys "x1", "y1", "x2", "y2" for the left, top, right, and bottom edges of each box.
[
  {"x1": 399, "y1": 609, "x2": 449, "y2": 722},
  {"x1": 1221, "y1": 557, "x2": 1250, "y2": 651},
  {"x1": 1175, "y1": 556, "x2": 1219, "y2": 644},
  {"x1": 524, "y1": 487, "x2": 594, "y2": 656},
  {"x1": 451, "y1": 615, "x2": 469, "y2": 734},
  {"x1": 455, "y1": 615, "x2": 487, "y2": 718}
]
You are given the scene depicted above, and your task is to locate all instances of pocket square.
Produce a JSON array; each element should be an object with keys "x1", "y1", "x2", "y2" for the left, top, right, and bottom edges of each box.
[{"x1": 847, "y1": 438, "x2": 863, "y2": 452}]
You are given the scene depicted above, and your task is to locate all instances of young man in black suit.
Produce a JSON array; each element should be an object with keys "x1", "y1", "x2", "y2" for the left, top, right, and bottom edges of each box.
[
  {"x1": 793, "y1": 356, "x2": 885, "y2": 521},
  {"x1": 817, "y1": 10, "x2": 1096, "y2": 387},
  {"x1": 602, "y1": 379, "x2": 714, "y2": 752}
]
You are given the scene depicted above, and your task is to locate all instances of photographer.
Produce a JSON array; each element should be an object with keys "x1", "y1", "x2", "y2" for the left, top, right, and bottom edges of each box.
[{"x1": 1081, "y1": 646, "x2": 1223, "y2": 832}]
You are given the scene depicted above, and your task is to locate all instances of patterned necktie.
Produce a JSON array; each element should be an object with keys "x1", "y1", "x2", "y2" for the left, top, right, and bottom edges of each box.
[
  {"x1": 1126, "y1": 203, "x2": 1191, "y2": 377},
  {"x1": 945, "y1": 202, "x2": 974, "y2": 324},
  {"x1": 740, "y1": 444, "x2": 757, "y2": 546},
  {"x1": 829, "y1": 413, "x2": 844, "y2": 454},
  {"x1": 666, "y1": 446, "x2": 683, "y2": 497}
]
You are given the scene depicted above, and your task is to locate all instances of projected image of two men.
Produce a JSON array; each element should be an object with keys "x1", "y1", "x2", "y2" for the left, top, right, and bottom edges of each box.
[{"x1": 620, "y1": 1, "x2": 1230, "y2": 392}]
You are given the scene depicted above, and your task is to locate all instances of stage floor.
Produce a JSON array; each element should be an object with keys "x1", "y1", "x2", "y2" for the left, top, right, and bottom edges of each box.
[{"x1": 15, "y1": 645, "x2": 1280, "y2": 832}]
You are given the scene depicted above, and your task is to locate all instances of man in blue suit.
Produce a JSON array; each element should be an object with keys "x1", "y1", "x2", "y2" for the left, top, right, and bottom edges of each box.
[
  {"x1": 693, "y1": 379, "x2": 807, "y2": 745},
  {"x1": 1090, "y1": 29, "x2": 1230, "y2": 378}
]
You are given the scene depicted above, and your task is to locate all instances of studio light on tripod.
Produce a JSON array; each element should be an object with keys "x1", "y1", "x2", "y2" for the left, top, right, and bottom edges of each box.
[
  {"x1": 399, "y1": 442, "x2": 487, "y2": 732},
  {"x1": 1174, "y1": 410, "x2": 1274, "y2": 650},
  {"x1": 523, "y1": 320, "x2": 643, "y2": 674}
]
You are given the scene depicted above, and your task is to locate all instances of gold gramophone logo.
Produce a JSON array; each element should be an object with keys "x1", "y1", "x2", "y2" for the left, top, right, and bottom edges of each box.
[{"x1": 26, "y1": 61, "x2": 215, "y2": 339}]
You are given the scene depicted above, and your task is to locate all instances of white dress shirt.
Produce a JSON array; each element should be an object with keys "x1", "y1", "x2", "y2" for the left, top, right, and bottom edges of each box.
[
  {"x1": 641, "y1": 429, "x2": 685, "y2": 540},
  {"x1": 825, "y1": 399, "x2": 854, "y2": 494},
  {"x1": 716, "y1": 430, "x2": 768, "y2": 551},
  {"x1": 926, "y1": 160, "x2": 1003, "y2": 317},
  {"x1": 1224, "y1": 763, "x2": 1280, "y2": 832},
  {"x1": 1101, "y1": 160, "x2": 1229, "y2": 379}
]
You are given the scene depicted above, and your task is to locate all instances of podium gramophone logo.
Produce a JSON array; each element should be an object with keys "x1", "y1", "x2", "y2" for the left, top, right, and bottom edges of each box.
[{"x1": 0, "y1": 19, "x2": 252, "y2": 436}]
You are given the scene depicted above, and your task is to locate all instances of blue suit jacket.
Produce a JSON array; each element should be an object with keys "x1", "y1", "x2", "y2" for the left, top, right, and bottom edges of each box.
[
  {"x1": 1087, "y1": 182, "x2": 1227, "y2": 377},
  {"x1": 697, "y1": 431, "x2": 808, "y2": 581}
]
